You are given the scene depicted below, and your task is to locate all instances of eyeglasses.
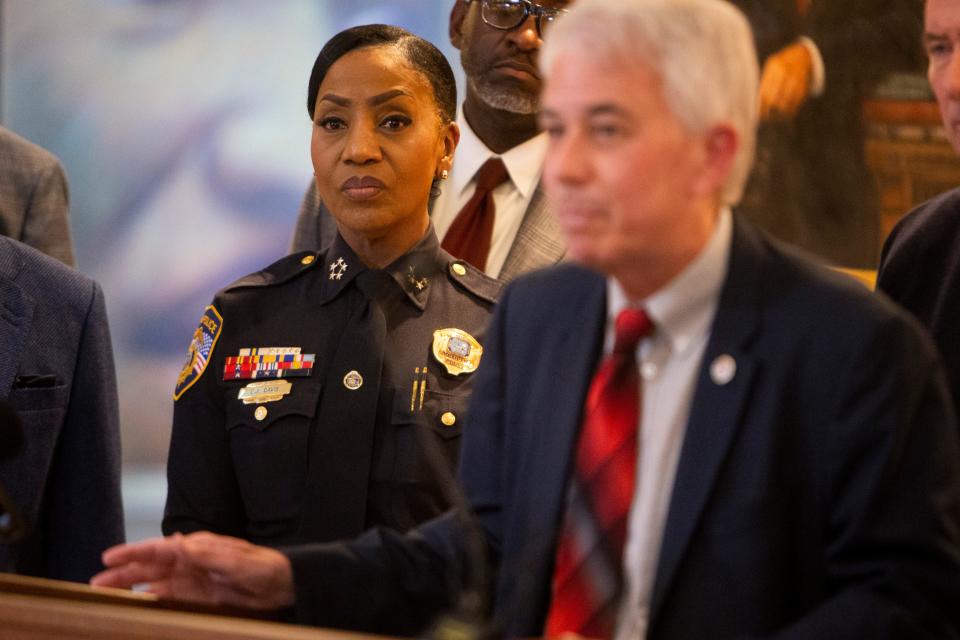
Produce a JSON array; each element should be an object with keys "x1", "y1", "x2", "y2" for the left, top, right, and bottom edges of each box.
[{"x1": 465, "y1": 0, "x2": 568, "y2": 38}]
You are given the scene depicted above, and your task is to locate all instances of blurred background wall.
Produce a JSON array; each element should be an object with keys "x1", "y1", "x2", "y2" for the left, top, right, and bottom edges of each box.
[{"x1": 1, "y1": 0, "x2": 458, "y2": 541}]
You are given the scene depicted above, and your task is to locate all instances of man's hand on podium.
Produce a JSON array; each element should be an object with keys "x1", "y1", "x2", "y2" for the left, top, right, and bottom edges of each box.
[{"x1": 90, "y1": 531, "x2": 295, "y2": 611}]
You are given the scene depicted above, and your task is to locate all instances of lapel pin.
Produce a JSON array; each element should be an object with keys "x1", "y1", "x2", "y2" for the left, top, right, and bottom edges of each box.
[
  {"x1": 343, "y1": 370, "x2": 363, "y2": 390},
  {"x1": 710, "y1": 354, "x2": 737, "y2": 386}
]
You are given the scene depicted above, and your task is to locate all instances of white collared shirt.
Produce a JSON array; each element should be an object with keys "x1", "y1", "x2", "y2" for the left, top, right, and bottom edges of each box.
[
  {"x1": 611, "y1": 208, "x2": 733, "y2": 640},
  {"x1": 431, "y1": 106, "x2": 548, "y2": 279}
]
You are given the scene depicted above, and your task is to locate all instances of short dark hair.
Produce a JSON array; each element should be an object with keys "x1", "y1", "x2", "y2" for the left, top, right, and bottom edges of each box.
[{"x1": 307, "y1": 24, "x2": 457, "y2": 124}]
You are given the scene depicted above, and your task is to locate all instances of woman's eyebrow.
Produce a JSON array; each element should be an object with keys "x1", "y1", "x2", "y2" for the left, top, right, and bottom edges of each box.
[{"x1": 319, "y1": 89, "x2": 412, "y2": 108}]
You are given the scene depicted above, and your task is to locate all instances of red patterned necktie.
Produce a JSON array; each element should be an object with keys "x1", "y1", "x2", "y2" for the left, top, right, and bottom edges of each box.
[
  {"x1": 545, "y1": 308, "x2": 654, "y2": 639},
  {"x1": 441, "y1": 157, "x2": 509, "y2": 272}
]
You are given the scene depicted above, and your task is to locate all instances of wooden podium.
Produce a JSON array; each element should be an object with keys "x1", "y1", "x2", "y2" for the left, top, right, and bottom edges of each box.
[{"x1": 0, "y1": 573, "x2": 384, "y2": 640}]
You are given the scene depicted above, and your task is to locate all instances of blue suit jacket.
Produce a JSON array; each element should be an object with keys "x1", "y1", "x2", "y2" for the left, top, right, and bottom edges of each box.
[
  {"x1": 287, "y1": 218, "x2": 960, "y2": 638},
  {"x1": 0, "y1": 236, "x2": 123, "y2": 581}
]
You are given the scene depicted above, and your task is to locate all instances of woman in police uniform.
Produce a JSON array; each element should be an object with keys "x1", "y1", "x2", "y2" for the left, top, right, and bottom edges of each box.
[{"x1": 163, "y1": 25, "x2": 500, "y2": 546}]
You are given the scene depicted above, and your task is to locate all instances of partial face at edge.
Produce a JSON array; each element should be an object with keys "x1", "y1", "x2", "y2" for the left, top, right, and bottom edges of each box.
[
  {"x1": 452, "y1": 0, "x2": 573, "y2": 115},
  {"x1": 926, "y1": 0, "x2": 960, "y2": 154}
]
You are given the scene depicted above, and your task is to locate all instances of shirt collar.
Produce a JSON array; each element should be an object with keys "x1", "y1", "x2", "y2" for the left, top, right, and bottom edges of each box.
[
  {"x1": 607, "y1": 207, "x2": 732, "y2": 357},
  {"x1": 321, "y1": 225, "x2": 443, "y2": 311},
  {"x1": 451, "y1": 104, "x2": 548, "y2": 202}
]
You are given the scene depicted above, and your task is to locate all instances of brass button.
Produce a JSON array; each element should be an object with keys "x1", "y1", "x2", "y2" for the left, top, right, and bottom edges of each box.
[
  {"x1": 440, "y1": 412, "x2": 456, "y2": 426},
  {"x1": 254, "y1": 406, "x2": 268, "y2": 421},
  {"x1": 301, "y1": 255, "x2": 316, "y2": 265},
  {"x1": 451, "y1": 263, "x2": 467, "y2": 276}
]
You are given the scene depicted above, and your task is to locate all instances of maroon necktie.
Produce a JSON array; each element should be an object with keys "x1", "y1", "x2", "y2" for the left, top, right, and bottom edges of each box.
[
  {"x1": 545, "y1": 308, "x2": 654, "y2": 639},
  {"x1": 441, "y1": 157, "x2": 509, "y2": 272}
]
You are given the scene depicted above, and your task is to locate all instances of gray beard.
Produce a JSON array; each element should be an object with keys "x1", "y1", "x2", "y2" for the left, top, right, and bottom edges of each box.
[
  {"x1": 461, "y1": 44, "x2": 540, "y2": 115},
  {"x1": 467, "y1": 75, "x2": 540, "y2": 115}
]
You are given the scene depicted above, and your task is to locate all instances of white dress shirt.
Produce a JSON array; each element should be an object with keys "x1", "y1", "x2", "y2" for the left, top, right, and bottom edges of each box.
[
  {"x1": 611, "y1": 208, "x2": 733, "y2": 640},
  {"x1": 431, "y1": 106, "x2": 548, "y2": 279}
]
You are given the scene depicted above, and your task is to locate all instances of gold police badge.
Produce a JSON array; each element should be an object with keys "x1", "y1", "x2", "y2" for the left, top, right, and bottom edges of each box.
[{"x1": 432, "y1": 328, "x2": 482, "y2": 376}]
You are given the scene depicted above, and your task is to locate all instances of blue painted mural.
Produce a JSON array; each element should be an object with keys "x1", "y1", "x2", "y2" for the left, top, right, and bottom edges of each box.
[{"x1": 2, "y1": 1, "x2": 458, "y2": 471}]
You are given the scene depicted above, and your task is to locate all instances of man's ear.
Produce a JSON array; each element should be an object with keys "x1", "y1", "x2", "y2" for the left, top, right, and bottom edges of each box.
[
  {"x1": 692, "y1": 123, "x2": 738, "y2": 198},
  {"x1": 450, "y1": 0, "x2": 469, "y2": 50}
]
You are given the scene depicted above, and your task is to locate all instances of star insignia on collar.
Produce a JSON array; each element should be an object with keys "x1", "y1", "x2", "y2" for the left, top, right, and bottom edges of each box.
[
  {"x1": 407, "y1": 266, "x2": 428, "y2": 292},
  {"x1": 329, "y1": 257, "x2": 348, "y2": 281}
]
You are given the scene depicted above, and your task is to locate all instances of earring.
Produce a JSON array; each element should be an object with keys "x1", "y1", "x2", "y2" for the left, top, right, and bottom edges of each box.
[{"x1": 440, "y1": 169, "x2": 449, "y2": 180}]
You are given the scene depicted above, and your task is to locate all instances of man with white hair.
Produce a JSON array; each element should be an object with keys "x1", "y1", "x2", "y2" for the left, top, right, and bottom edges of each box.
[{"x1": 93, "y1": 1, "x2": 960, "y2": 637}]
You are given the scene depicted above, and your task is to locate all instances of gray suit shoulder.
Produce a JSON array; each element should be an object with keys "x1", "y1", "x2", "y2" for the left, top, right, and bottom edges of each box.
[
  {"x1": 0, "y1": 235, "x2": 93, "y2": 306},
  {"x1": 0, "y1": 127, "x2": 61, "y2": 174},
  {"x1": 442, "y1": 257, "x2": 503, "y2": 305},
  {"x1": 223, "y1": 250, "x2": 322, "y2": 293},
  {"x1": 0, "y1": 127, "x2": 75, "y2": 267}
]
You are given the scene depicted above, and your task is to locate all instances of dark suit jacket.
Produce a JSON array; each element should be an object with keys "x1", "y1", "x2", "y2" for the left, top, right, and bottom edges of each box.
[
  {"x1": 0, "y1": 127, "x2": 76, "y2": 267},
  {"x1": 289, "y1": 178, "x2": 565, "y2": 283},
  {"x1": 732, "y1": 0, "x2": 924, "y2": 267},
  {"x1": 0, "y1": 236, "x2": 123, "y2": 581},
  {"x1": 285, "y1": 217, "x2": 960, "y2": 638},
  {"x1": 877, "y1": 186, "x2": 960, "y2": 422}
]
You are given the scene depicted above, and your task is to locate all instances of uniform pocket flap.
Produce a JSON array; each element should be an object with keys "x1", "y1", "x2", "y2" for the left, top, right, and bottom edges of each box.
[
  {"x1": 225, "y1": 381, "x2": 323, "y2": 431},
  {"x1": 391, "y1": 389, "x2": 469, "y2": 440}
]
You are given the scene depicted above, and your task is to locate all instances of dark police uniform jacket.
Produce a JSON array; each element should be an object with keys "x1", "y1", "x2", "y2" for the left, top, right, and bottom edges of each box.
[{"x1": 163, "y1": 228, "x2": 501, "y2": 546}]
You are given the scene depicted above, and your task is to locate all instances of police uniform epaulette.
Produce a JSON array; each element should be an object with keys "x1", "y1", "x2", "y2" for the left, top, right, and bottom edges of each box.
[
  {"x1": 223, "y1": 251, "x2": 321, "y2": 293},
  {"x1": 445, "y1": 259, "x2": 503, "y2": 304}
]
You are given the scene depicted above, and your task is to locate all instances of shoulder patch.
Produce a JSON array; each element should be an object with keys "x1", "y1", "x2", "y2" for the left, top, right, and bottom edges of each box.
[
  {"x1": 446, "y1": 260, "x2": 503, "y2": 304},
  {"x1": 174, "y1": 305, "x2": 223, "y2": 400}
]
